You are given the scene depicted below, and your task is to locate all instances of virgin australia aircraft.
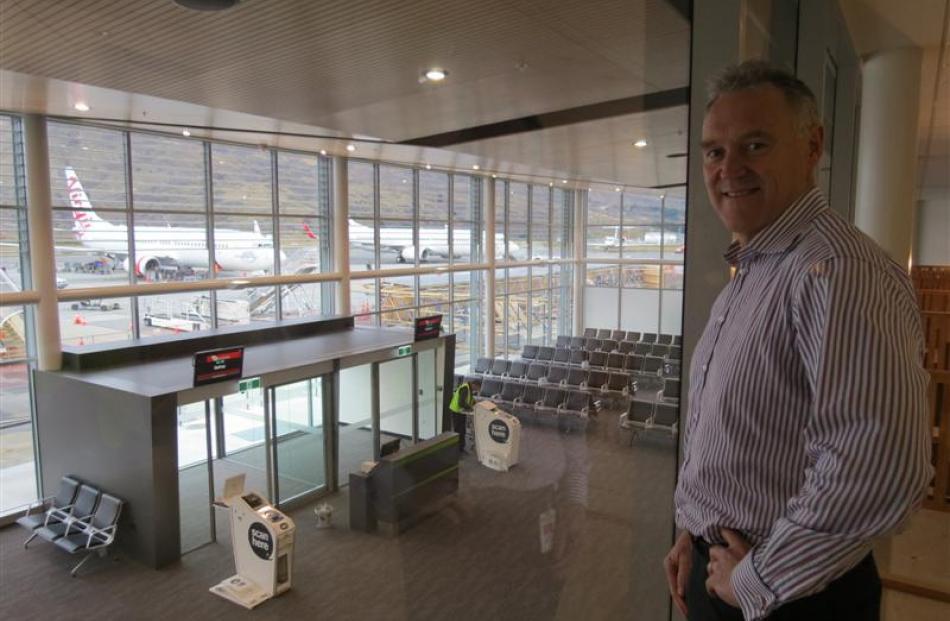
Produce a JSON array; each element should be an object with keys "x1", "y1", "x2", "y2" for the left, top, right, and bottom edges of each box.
[
  {"x1": 64, "y1": 168, "x2": 283, "y2": 277},
  {"x1": 339, "y1": 218, "x2": 520, "y2": 263}
]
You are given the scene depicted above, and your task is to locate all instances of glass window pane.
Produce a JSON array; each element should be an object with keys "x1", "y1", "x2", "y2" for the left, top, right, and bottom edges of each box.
[
  {"x1": 217, "y1": 287, "x2": 277, "y2": 325},
  {"x1": 663, "y1": 264, "x2": 684, "y2": 290},
  {"x1": 552, "y1": 188, "x2": 569, "y2": 259},
  {"x1": 418, "y1": 273, "x2": 450, "y2": 307},
  {"x1": 214, "y1": 214, "x2": 276, "y2": 275},
  {"x1": 0, "y1": 116, "x2": 19, "y2": 206},
  {"x1": 662, "y1": 225, "x2": 686, "y2": 258},
  {"x1": 622, "y1": 190, "x2": 663, "y2": 225},
  {"x1": 0, "y1": 359, "x2": 37, "y2": 515},
  {"x1": 379, "y1": 165, "x2": 413, "y2": 219},
  {"x1": 279, "y1": 215, "x2": 328, "y2": 275},
  {"x1": 211, "y1": 143, "x2": 271, "y2": 214},
  {"x1": 139, "y1": 291, "x2": 212, "y2": 337},
  {"x1": 351, "y1": 278, "x2": 376, "y2": 320},
  {"x1": 621, "y1": 264, "x2": 661, "y2": 289},
  {"x1": 530, "y1": 185, "x2": 550, "y2": 260},
  {"x1": 379, "y1": 220, "x2": 415, "y2": 269},
  {"x1": 0, "y1": 208, "x2": 23, "y2": 283},
  {"x1": 349, "y1": 216, "x2": 376, "y2": 272},
  {"x1": 131, "y1": 133, "x2": 205, "y2": 212},
  {"x1": 48, "y1": 123, "x2": 127, "y2": 211},
  {"x1": 586, "y1": 264, "x2": 619, "y2": 288},
  {"x1": 60, "y1": 297, "x2": 133, "y2": 347},
  {"x1": 278, "y1": 152, "x2": 323, "y2": 216},
  {"x1": 586, "y1": 225, "x2": 620, "y2": 258},
  {"x1": 419, "y1": 170, "x2": 448, "y2": 221},
  {"x1": 664, "y1": 187, "x2": 686, "y2": 224},
  {"x1": 418, "y1": 220, "x2": 449, "y2": 266},
  {"x1": 621, "y1": 225, "x2": 663, "y2": 259},
  {"x1": 453, "y1": 174, "x2": 472, "y2": 221},
  {"x1": 508, "y1": 183, "x2": 528, "y2": 261},
  {"x1": 348, "y1": 160, "x2": 375, "y2": 218},
  {"x1": 379, "y1": 273, "x2": 415, "y2": 311},
  {"x1": 588, "y1": 188, "x2": 621, "y2": 225},
  {"x1": 132, "y1": 211, "x2": 209, "y2": 280}
]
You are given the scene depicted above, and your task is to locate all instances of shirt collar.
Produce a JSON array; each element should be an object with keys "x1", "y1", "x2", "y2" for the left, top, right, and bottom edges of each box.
[{"x1": 723, "y1": 187, "x2": 827, "y2": 266}]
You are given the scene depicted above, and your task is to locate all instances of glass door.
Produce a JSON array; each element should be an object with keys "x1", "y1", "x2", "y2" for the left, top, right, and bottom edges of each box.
[
  {"x1": 270, "y1": 376, "x2": 329, "y2": 504},
  {"x1": 177, "y1": 400, "x2": 214, "y2": 554},
  {"x1": 338, "y1": 364, "x2": 377, "y2": 485}
]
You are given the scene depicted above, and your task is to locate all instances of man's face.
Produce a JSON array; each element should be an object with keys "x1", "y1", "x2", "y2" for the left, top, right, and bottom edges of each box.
[{"x1": 701, "y1": 85, "x2": 822, "y2": 244}]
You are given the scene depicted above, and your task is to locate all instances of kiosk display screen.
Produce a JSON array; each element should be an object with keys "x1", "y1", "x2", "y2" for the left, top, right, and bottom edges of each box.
[
  {"x1": 414, "y1": 315, "x2": 442, "y2": 341},
  {"x1": 194, "y1": 346, "x2": 244, "y2": 386}
]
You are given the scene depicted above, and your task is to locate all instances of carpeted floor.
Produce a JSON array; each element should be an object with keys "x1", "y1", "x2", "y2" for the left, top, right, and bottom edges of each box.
[{"x1": 0, "y1": 406, "x2": 678, "y2": 621}]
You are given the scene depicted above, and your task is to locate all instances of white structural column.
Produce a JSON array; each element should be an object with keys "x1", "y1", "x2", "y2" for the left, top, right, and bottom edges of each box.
[
  {"x1": 572, "y1": 189, "x2": 585, "y2": 336},
  {"x1": 23, "y1": 114, "x2": 62, "y2": 370},
  {"x1": 854, "y1": 47, "x2": 923, "y2": 268},
  {"x1": 333, "y1": 157, "x2": 350, "y2": 315},
  {"x1": 484, "y1": 177, "x2": 496, "y2": 357}
]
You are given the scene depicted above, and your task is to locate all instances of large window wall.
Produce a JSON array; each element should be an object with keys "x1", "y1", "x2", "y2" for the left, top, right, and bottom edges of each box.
[{"x1": 584, "y1": 186, "x2": 685, "y2": 334}]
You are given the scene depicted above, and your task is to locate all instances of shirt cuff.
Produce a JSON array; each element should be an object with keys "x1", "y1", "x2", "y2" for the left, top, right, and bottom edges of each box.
[{"x1": 731, "y1": 551, "x2": 778, "y2": 620}]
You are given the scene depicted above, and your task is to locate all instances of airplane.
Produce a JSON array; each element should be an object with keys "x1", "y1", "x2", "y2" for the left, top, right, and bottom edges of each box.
[
  {"x1": 305, "y1": 219, "x2": 521, "y2": 263},
  {"x1": 64, "y1": 168, "x2": 283, "y2": 278}
]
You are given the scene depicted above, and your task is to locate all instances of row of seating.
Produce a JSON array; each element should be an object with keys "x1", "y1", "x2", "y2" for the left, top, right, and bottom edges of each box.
[
  {"x1": 469, "y1": 360, "x2": 635, "y2": 394},
  {"x1": 520, "y1": 348, "x2": 679, "y2": 374},
  {"x1": 16, "y1": 475, "x2": 125, "y2": 576},
  {"x1": 619, "y1": 399, "x2": 680, "y2": 442},
  {"x1": 477, "y1": 382, "x2": 594, "y2": 431},
  {"x1": 577, "y1": 329, "x2": 682, "y2": 346},
  {"x1": 527, "y1": 341, "x2": 681, "y2": 359}
]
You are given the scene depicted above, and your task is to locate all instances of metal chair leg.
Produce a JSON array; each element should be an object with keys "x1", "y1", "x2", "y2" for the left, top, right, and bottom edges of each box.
[
  {"x1": 70, "y1": 553, "x2": 94, "y2": 577},
  {"x1": 24, "y1": 532, "x2": 37, "y2": 549}
]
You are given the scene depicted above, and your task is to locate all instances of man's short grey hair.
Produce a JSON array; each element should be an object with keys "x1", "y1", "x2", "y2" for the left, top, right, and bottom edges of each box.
[{"x1": 707, "y1": 61, "x2": 821, "y2": 133}]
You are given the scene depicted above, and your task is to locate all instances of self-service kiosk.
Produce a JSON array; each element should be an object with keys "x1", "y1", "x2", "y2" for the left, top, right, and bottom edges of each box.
[
  {"x1": 474, "y1": 401, "x2": 521, "y2": 472},
  {"x1": 210, "y1": 477, "x2": 296, "y2": 610}
]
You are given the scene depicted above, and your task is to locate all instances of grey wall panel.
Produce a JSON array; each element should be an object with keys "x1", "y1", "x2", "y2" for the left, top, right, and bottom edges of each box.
[{"x1": 33, "y1": 370, "x2": 171, "y2": 568}]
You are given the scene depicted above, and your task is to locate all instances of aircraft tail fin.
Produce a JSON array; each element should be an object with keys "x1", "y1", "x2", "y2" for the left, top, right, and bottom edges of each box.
[
  {"x1": 302, "y1": 223, "x2": 318, "y2": 240},
  {"x1": 66, "y1": 167, "x2": 107, "y2": 238}
]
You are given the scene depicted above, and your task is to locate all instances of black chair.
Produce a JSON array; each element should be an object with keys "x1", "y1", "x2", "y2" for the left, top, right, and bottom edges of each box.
[
  {"x1": 651, "y1": 343, "x2": 670, "y2": 357},
  {"x1": 507, "y1": 360, "x2": 528, "y2": 380},
  {"x1": 611, "y1": 330, "x2": 626, "y2": 341},
  {"x1": 634, "y1": 342, "x2": 652, "y2": 355},
  {"x1": 569, "y1": 349, "x2": 588, "y2": 365},
  {"x1": 478, "y1": 378, "x2": 504, "y2": 399},
  {"x1": 54, "y1": 492, "x2": 124, "y2": 576},
  {"x1": 643, "y1": 356, "x2": 664, "y2": 375},
  {"x1": 33, "y1": 484, "x2": 100, "y2": 547},
  {"x1": 673, "y1": 335, "x2": 683, "y2": 347},
  {"x1": 618, "y1": 341, "x2": 635, "y2": 354},
  {"x1": 607, "y1": 352, "x2": 625, "y2": 370},
  {"x1": 661, "y1": 378, "x2": 681, "y2": 401},
  {"x1": 541, "y1": 388, "x2": 567, "y2": 410},
  {"x1": 522, "y1": 345, "x2": 539, "y2": 360},
  {"x1": 526, "y1": 363, "x2": 548, "y2": 383},
  {"x1": 668, "y1": 346, "x2": 682, "y2": 360},
  {"x1": 562, "y1": 390, "x2": 590, "y2": 416},
  {"x1": 620, "y1": 400, "x2": 655, "y2": 444},
  {"x1": 546, "y1": 365, "x2": 568, "y2": 385},
  {"x1": 569, "y1": 336, "x2": 585, "y2": 350},
  {"x1": 474, "y1": 357, "x2": 492, "y2": 374},
  {"x1": 657, "y1": 333, "x2": 673, "y2": 345},
  {"x1": 625, "y1": 354, "x2": 644, "y2": 372},
  {"x1": 587, "y1": 370, "x2": 608, "y2": 390},
  {"x1": 582, "y1": 328, "x2": 597, "y2": 338},
  {"x1": 641, "y1": 332, "x2": 658, "y2": 344},
  {"x1": 566, "y1": 368, "x2": 588, "y2": 387},
  {"x1": 516, "y1": 384, "x2": 545, "y2": 416},
  {"x1": 627, "y1": 331, "x2": 642, "y2": 342},
  {"x1": 553, "y1": 348, "x2": 571, "y2": 364},
  {"x1": 556, "y1": 335, "x2": 571, "y2": 348},
  {"x1": 596, "y1": 329, "x2": 612, "y2": 339},
  {"x1": 17, "y1": 476, "x2": 81, "y2": 548},
  {"x1": 654, "y1": 402, "x2": 679, "y2": 431},
  {"x1": 600, "y1": 339, "x2": 618, "y2": 353},
  {"x1": 490, "y1": 359, "x2": 509, "y2": 376},
  {"x1": 499, "y1": 381, "x2": 524, "y2": 405},
  {"x1": 537, "y1": 346, "x2": 555, "y2": 362},
  {"x1": 607, "y1": 372, "x2": 631, "y2": 394},
  {"x1": 585, "y1": 338, "x2": 602, "y2": 352},
  {"x1": 589, "y1": 351, "x2": 608, "y2": 368}
]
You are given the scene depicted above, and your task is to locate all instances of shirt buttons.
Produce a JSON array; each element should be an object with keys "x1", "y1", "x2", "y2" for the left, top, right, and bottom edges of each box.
[
  {"x1": 717, "y1": 315, "x2": 725, "y2": 324},
  {"x1": 701, "y1": 364, "x2": 708, "y2": 372}
]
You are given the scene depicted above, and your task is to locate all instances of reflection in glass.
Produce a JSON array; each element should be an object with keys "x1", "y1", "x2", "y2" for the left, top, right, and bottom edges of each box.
[
  {"x1": 177, "y1": 401, "x2": 212, "y2": 554},
  {"x1": 131, "y1": 133, "x2": 205, "y2": 212},
  {"x1": 0, "y1": 360, "x2": 37, "y2": 515},
  {"x1": 272, "y1": 377, "x2": 326, "y2": 504}
]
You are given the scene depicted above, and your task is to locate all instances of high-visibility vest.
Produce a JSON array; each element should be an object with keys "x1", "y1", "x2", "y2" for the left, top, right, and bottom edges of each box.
[{"x1": 449, "y1": 382, "x2": 473, "y2": 413}]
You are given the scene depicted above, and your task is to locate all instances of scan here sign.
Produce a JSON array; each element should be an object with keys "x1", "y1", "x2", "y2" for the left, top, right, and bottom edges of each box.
[{"x1": 247, "y1": 522, "x2": 273, "y2": 560}]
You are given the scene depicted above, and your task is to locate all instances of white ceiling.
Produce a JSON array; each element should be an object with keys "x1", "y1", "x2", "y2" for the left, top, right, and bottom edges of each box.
[{"x1": 0, "y1": 0, "x2": 691, "y2": 188}]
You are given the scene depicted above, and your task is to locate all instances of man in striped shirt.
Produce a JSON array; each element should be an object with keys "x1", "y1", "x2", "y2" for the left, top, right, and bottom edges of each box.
[{"x1": 664, "y1": 61, "x2": 932, "y2": 620}]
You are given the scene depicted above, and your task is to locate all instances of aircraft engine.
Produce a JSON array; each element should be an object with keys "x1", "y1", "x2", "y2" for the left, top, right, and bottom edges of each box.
[
  {"x1": 398, "y1": 246, "x2": 415, "y2": 263},
  {"x1": 135, "y1": 256, "x2": 162, "y2": 277}
]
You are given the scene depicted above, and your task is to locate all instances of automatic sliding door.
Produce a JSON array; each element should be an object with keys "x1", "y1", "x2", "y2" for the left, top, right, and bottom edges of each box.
[
  {"x1": 271, "y1": 377, "x2": 328, "y2": 504},
  {"x1": 338, "y1": 364, "x2": 376, "y2": 484},
  {"x1": 177, "y1": 400, "x2": 214, "y2": 554}
]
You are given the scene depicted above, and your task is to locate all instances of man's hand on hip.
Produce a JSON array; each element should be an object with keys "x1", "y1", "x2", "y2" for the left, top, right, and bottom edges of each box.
[
  {"x1": 705, "y1": 528, "x2": 752, "y2": 607},
  {"x1": 663, "y1": 530, "x2": 692, "y2": 617}
]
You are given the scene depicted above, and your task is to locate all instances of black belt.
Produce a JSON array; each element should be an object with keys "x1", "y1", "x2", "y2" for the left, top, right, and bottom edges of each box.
[{"x1": 692, "y1": 534, "x2": 712, "y2": 556}]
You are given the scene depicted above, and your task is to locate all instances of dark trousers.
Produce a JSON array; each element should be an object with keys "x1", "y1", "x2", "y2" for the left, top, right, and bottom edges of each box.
[
  {"x1": 452, "y1": 411, "x2": 466, "y2": 451},
  {"x1": 686, "y1": 538, "x2": 881, "y2": 620}
]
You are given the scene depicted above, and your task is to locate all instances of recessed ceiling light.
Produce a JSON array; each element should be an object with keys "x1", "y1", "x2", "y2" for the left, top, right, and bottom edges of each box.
[
  {"x1": 423, "y1": 68, "x2": 448, "y2": 82},
  {"x1": 548, "y1": 182, "x2": 554, "y2": 187},
  {"x1": 319, "y1": 149, "x2": 327, "y2": 156},
  {"x1": 491, "y1": 174, "x2": 497, "y2": 178},
  {"x1": 561, "y1": 179, "x2": 568, "y2": 184},
  {"x1": 472, "y1": 164, "x2": 480, "y2": 170},
  {"x1": 425, "y1": 164, "x2": 432, "y2": 170},
  {"x1": 81, "y1": 146, "x2": 89, "y2": 151},
  {"x1": 181, "y1": 129, "x2": 191, "y2": 137},
  {"x1": 73, "y1": 102, "x2": 90, "y2": 112},
  {"x1": 346, "y1": 144, "x2": 356, "y2": 152},
  {"x1": 634, "y1": 139, "x2": 648, "y2": 148},
  {"x1": 615, "y1": 187, "x2": 622, "y2": 192}
]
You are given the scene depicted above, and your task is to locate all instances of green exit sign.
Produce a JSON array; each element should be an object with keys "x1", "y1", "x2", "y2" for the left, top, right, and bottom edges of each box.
[
  {"x1": 239, "y1": 377, "x2": 261, "y2": 392},
  {"x1": 394, "y1": 345, "x2": 412, "y2": 358}
]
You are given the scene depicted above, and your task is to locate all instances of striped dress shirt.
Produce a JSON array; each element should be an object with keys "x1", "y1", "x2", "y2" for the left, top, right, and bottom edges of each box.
[{"x1": 674, "y1": 187, "x2": 933, "y2": 620}]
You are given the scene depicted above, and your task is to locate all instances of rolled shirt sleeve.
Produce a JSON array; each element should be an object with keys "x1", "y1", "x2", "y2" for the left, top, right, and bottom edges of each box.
[{"x1": 730, "y1": 256, "x2": 933, "y2": 620}]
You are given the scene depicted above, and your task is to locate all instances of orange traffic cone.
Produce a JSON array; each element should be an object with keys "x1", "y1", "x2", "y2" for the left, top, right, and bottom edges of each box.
[
  {"x1": 73, "y1": 315, "x2": 86, "y2": 325},
  {"x1": 78, "y1": 337, "x2": 85, "y2": 346}
]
